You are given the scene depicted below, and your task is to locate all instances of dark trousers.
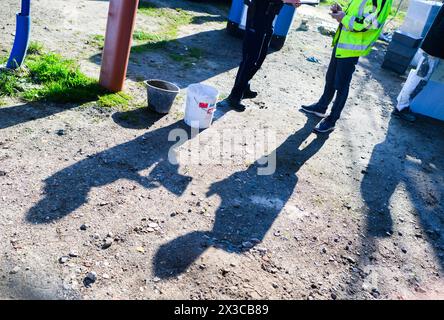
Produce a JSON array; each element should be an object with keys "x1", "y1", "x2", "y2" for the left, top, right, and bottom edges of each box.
[
  {"x1": 230, "y1": 1, "x2": 283, "y2": 100},
  {"x1": 317, "y1": 48, "x2": 359, "y2": 123}
]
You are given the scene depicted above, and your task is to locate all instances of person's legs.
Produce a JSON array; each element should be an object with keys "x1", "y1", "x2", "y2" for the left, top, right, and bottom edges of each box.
[
  {"x1": 394, "y1": 51, "x2": 439, "y2": 122},
  {"x1": 314, "y1": 55, "x2": 358, "y2": 133},
  {"x1": 317, "y1": 50, "x2": 340, "y2": 109},
  {"x1": 229, "y1": 1, "x2": 281, "y2": 102},
  {"x1": 327, "y1": 56, "x2": 359, "y2": 123},
  {"x1": 301, "y1": 49, "x2": 338, "y2": 116}
]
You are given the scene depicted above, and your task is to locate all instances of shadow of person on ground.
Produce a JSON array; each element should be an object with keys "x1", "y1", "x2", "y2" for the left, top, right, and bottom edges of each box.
[
  {"x1": 26, "y1": 104, "x2": 233, "y2": 224},
  {"x1": 0, "y1": 102, "x2": 87, "y2": 131},
  {"x1": 153, "y1": 115, "x2": 330, "y2": 279},
  {"x1": 26, "y1": 113, "x2": 186, "y2": 223},
  {"x1": 362, "y1": 114, "x2": 444, "y2": 255},
  {"x1": 336, "y1": 42, "x2": 444, "y2": 297},
  {"x1": 346, "y1": 115, "x2": 444, "y2": 297}
]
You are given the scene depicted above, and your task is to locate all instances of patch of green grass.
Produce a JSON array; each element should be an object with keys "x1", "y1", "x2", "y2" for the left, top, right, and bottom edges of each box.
[
  {"x1": 133, "y1": 1, "x2": 193, "y2": 54},
  {"x1": 137, "y1": 1, "x2": 159, "y2": 16},
  {"x1": 89, "y1": 34, "x2": 105, "y2": 49},
  {"x1": 131, "y1": 30, "x2": 168, "y2": 51},
  {"x1": 138, "y1": 2, "x2": 193, "y2": 29},
  {"x1": 27, "y1": 41, "x2": 44, "y2": 55},
  {"x1": 0, "y1": 55, "x2": 9, "y2": 65},
  {"x1": 98, "y1": 92, "x2": 132, "y2": 109},
  {"x1": 22, "y1": 53, "x2": 105, "y2": 103},
  {"x1": 319, "y1": 0, "x2": 343, "y2": 6},
  {"x1": 189, "y1": 47, "x2": 203, "y2": 59},
  {"x1": 0, "y1": 69, "x2": 22, "y2": 97},
  {"x1": 167, "y1": 46, "x2": 204, "y2": 66},
  {"x1": 0, "y1": 43, "x2": 133, "y2": 109}
]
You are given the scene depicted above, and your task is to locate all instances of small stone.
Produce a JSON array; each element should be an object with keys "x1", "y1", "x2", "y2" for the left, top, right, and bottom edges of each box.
[
  {"x1": 344, "y1": 256, "x2": 356, "y2": 264},
  {"x1": 256, "y1": 247, "x2": 268, "y2": 254},
  {"x1": 10, "y1": 266, "x2": 20, "y2": 274},
  {"x1": 318, "y1": 24, "x2": 336, "y2": 37},
  {"x1": 371, "y1": 290, "x2": 380, "y2": 298},
  {"x1": 147, "y1": 227, "x2": 155, "y2": 233},
  {"x1": 321, "y1": 247, "x2": 327, "y2": 254},
  {"x1": 401, "y1": 248, "x2": 407, "y2": 254},
  {"x1": 102, "y1": 273, "x2": 110, "y2": 280},
  {"x1": 69, "y1": 251, "x2": 79, "y2": 258},
  {"x1": 136, "y1": 247, "x2": 145, "y2": 253},
  {"x1": 80, "y1": 224, "x2": 88, "y2": 231},
  {"x1": 102, "y1": 238, "x2": 113, "y2": 250},
  {"x1": 148, "y1": 223, "x2": 158, "y2": 229},
  {"x1": 221, "y1": 268, "x2": 230, "y2": 276},
  {"x1": 331, "y1": 292, "x2": 337, "y2": 300},
  {"x1": 84, "y1": 272, "x2": 97, "y2": 287},
  {"x1": 59, "y1": 256, "x2": 69, "y2": 264},
  {"x1": 272, "y1": 282, "x2": 279, "y2": 289}
]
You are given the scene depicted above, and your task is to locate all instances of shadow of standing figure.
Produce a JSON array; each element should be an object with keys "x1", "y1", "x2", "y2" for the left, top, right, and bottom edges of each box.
[
  {"x1": 153, "y1": 116, "x2": 330, "y2": 279},
  {"x1": 26, "y1": 113, "x2": 195, "y2": 224},
  {"x1": 360, "y1": 115, "x2": 444, "y2": 267}
]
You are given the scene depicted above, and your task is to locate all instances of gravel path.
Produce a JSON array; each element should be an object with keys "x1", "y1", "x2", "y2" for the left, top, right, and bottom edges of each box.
[{"x1": 1, "y1": 0, "x2": 443, "y2": 300}]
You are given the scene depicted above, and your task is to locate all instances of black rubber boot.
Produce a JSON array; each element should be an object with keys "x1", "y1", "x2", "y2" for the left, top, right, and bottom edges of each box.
[
  {"x1": 243, "y1": 86, "x2": 258, "y2": 100},
  {"x1": 218, "y1": 95, "x2": 246, "y2": 112},
  {"x1": 393, "y1": 107, "x2": 416, "y2": 122}
]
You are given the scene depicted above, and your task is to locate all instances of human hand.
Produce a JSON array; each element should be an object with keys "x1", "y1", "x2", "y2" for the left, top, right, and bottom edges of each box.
[
  {"x1": 330, "y1": 3, "x2": 342, "y2": 13},
  {"x1": 330, "y1": 11, "x2": 345, "y2": 23}
]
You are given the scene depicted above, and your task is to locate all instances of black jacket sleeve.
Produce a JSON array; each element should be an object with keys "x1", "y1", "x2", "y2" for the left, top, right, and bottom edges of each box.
[{"x1": 421, "y1": 6, "x2": 444, "y2": 59}]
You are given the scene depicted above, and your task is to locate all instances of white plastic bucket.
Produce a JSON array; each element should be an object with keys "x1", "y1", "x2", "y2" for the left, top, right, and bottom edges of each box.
[{"x1": 184, "y1": 83, "x2": 219, "y2": 129}]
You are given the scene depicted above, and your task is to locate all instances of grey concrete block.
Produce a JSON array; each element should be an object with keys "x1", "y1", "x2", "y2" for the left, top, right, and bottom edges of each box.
[{"x1": 392, "y1": 31, "x2": 423, "y2": 48}]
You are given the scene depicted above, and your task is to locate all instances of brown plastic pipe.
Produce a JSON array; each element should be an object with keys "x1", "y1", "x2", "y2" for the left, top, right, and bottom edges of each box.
[{"x1": 99, "y1": 0, "x2": 139, "y2": 92}]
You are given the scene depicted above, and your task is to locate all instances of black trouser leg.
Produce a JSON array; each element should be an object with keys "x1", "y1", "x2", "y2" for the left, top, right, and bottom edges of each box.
[
  {"x1": 316, "y1": 50, "x2": 338, "y2": 111},
  {"x1": 328, "y1": 56, "x2": 359, "y2": 123},
  {"x1": 230, "y1": 2, "x2": 282, "y2": 101}
]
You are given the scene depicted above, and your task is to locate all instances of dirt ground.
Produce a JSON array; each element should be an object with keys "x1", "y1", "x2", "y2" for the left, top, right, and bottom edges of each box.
[{"x1": 1, "y1": 0, "x2": 443, "y2": 300}]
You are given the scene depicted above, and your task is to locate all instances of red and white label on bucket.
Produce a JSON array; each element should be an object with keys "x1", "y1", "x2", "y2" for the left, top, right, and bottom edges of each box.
[{"x1": 199, "y1": 102, "x2": 216, "y2": 115}]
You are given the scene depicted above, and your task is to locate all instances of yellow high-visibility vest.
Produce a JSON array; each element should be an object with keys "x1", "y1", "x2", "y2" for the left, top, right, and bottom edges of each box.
[{"x1": 333, "y1": 0, "x2": 393, "y2": 58}]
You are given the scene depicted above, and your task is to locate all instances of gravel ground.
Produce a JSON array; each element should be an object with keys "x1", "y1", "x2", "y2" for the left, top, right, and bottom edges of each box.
[{"x1": 0, "y1": 0, "x2": 443, "y2": 300}]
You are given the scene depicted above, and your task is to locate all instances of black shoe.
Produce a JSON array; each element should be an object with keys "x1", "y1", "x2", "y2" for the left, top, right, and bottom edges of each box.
[
  {"x1": 243, "y1": 87, "x2": 258, "y2": 100},
  {"x1": 393, "y1": 107, "x2": 416, "y2": 122},
  {"x1": 314, "y1": 117, "x2": 336, "y2": 133},
  {"x1": 218, "y1": 96, "x2": 246, "y2": 112},
  {"x1": 300, "y1": 104, "x2": 327, "y2": 118}
]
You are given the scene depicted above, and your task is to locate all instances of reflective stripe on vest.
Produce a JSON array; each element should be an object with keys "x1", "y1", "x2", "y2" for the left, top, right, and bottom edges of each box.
[
  {"x1": 348, "y1": 16, "x2": 356, "y2": 30},
  {"x1": 358, "y1": 0, "x2": 368, "y2": 16},
  {"x1": 364, "y1": 13, "x2": 382, "y2": 29},
  {"x1": 336, "y1": 42, "x2": 374, "y2": 51}
]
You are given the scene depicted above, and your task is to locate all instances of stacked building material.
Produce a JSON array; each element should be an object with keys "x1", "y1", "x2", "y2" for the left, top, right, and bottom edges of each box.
[
  {"x1": 400, "y1": 0, "x2": 442, "y2": 38},
  {"x1": 382, "y1": 31, "x2": 423, "y2": 74},
  {"x1": 382, "y1": 0, "x2": 442, "y2": 74}
]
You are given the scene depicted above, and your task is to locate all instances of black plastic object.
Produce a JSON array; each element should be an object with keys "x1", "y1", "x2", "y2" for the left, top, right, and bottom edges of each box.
[{"x1": 145, "y1": 80, "x2": 180, "y2": 114}]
